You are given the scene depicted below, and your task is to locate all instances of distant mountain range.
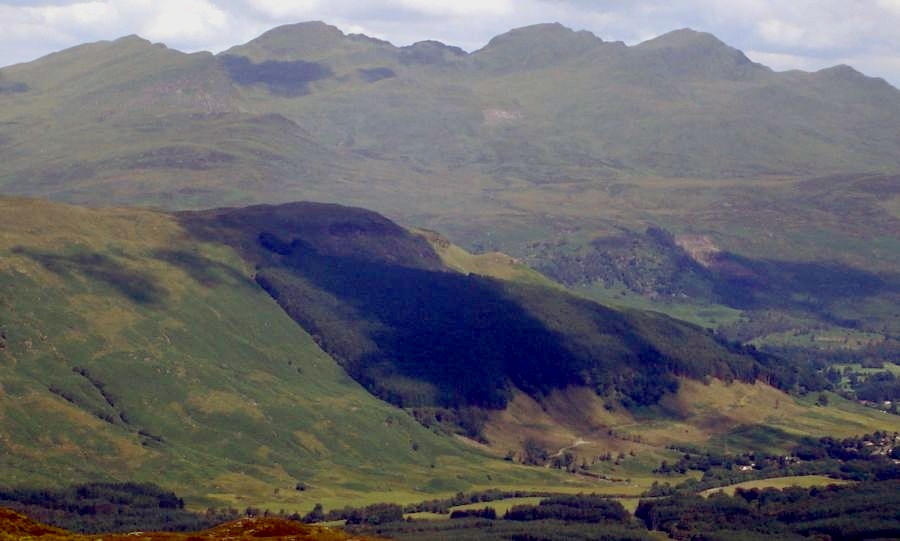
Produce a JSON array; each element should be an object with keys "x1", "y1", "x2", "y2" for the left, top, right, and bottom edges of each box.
[{"x1": 0, "y1": 21, "x2": 898, "y2": 210}]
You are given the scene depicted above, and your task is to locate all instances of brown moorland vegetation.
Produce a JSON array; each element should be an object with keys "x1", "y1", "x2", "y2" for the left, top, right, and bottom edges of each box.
[{"x1": 0, "y1": 508, "x2": 375, "y2": 541}]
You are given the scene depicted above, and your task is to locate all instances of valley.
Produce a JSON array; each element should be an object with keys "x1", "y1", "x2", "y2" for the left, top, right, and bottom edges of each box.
[{"x1": 0, "y1": 16, "x2": 898, "y2": 540}]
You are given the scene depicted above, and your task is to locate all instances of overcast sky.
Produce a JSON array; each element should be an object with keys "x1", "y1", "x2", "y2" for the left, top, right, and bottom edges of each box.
[{"x1": 1, "y1": 0, "x2": 899, "y2": 87}]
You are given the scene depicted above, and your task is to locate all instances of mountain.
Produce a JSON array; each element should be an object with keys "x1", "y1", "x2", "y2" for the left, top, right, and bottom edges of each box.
[
  {"x1": 4, "y1": 196, "x2": 896, "y2": 509},
  {"x1": 630, "y1": 28, "x2": 762, "y2": 79},
  {"x1": 1, "y1": 21, "x2": 898, "y2": 205},
  {"x1": 1, "y1": 24, "x2": 897, "y2": 349},
  {"x1": 471, "y1": 22, "x2": 611, "y2": 71},
  {"x1": 1, "y1": 22, "x2": 899, "y2": 506},
  {"x1": 0, "y1": 28, "x2": 895, "y2": 199}
]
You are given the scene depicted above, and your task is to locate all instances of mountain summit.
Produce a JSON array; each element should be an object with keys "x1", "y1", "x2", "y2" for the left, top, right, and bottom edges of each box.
[
  {"x1": 224, "y1": 21, "x2": 385, "y2": 61},
  {"x1": 472, "y1": 23, "x2": 608, "y2": 70},
  {"x1": 632, "y1": 28, "x2": 763, "y2": 79}
]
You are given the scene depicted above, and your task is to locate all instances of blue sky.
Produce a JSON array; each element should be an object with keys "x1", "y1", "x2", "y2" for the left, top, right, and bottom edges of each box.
[{"x1": 1, "y1": 0, "x2": 899, "y2": 86}]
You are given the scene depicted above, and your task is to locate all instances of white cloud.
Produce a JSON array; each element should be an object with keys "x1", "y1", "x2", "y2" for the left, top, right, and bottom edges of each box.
[
  {"x1": 340, "y1": 23, "x2": 386, "y2": 40},
  {"x1": 755, "y1": 19, "x2": 806, "y2": 47},
  {"x1": 246, "y1": 0, "x2": 320, "y2": 19},
  {"x1": 393, "y1": 0, "x2": 514, "y2": 17},
  {"x1": 876, "y1": 0, "x2": 900, "y2": 14},
  {"x1": 19, "y1": 1, "x2": 118, "y2": 34},
  {"x1": 138, "y1": 0, "x2": 229, "y2": 43},
  {"x1": 33, "y1": 1, "x2": 115, "y2": 25}
]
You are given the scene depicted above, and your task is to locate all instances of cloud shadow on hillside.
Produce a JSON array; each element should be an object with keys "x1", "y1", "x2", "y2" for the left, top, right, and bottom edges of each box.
[{"x1": 13, "y1": 248, "x2": 165, "y2": 305}]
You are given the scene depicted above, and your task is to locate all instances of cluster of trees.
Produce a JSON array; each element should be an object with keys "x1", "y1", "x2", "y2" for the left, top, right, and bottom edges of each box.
[
  {"x1": 796, "y1": 432, "x2": 888, "y2": 459},
  {"x1": 256, "y1": 242, "x2": 587, "y2": 412},
  {"x1": 504, "y1": 495, "x2": 630, "y2": 524},
  {"x1": 340, "y1": 503, "x2": 403, "y2": 526},
  {"x1": 410, "y1": 406, "x2": 490, "y2": 440},
  {"x1": 534, "y1": 226, "x2": 715, "y2": 301},
  {"x1": 347, "y1": 494, "x2": 653, "y2": 541},
  {"x1": 295, "y1": 502, "x2": 401, "y2": 525},
  {"x1": 753, "y1": 341, "x2": 900, "y2": 402},
  {"x1": 655, "y1": 450, "x2": 758, "y2": 475},
  {"x1": 11, "y1": 478, "x2": 896, "y2": 541},
  {"x1": 522, "y1": 439, "x2": 549, "y2": 466},
  {"x1": 326, "y1": 490, "x2": 554, "y2": 517},
  {"x1": 648, "y1": 432, "x2": 900, "y2": 497},
  {"x1": 759, "y1": 339, "x2": 900, "y2": 369},
  {"x1": 450, "y1": 508, "x2": 497, "y2": 520},
  {"x1": 349, "y1": 516, "x2": 655, "y2": 541},
  {"x1": 854, "y1": 371, "x2": 900, "y2": 404},
  {"x1": 0, "y1": 483, "x2": 234, "y2": 534},
  {"x1": 636, "y1": 480, "x2": 900, "y2": 540}
]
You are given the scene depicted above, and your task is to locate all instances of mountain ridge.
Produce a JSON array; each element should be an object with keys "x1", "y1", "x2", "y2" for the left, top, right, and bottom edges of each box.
[{"x1": 5, "y1": 21, "x2": 895, "y2": 87}]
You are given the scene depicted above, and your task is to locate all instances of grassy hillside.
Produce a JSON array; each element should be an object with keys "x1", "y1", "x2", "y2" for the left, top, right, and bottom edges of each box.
[
  {"x1": 1, "y1": 196, "x2": 898, "y2": 513},
  {"x1": 0, "y1": 197, "x2": 592, "y2": 509},
  {"x1": 479, "y1": 378, "x2": 900, "y2": 473}
]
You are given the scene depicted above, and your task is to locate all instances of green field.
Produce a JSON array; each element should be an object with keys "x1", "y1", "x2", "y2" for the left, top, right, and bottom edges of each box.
[
  {"x1": 832, "y1": 362, "x2": 900, "y2": 376},
  {"x1": 576, "y1": 283, "x2": 746, "y2": 330},
  {"x1": 700, "y1": 475, "x2": 851, "y2": 497}
]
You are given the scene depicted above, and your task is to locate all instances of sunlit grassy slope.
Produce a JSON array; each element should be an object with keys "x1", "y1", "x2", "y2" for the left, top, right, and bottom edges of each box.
[
  {"x1": 479, "y1": 379, "x2": 900, "y2": 474},
  {"x1": 0, "y1": 197, "x2": 595, "y2": 509},
  {"x1": 0, "y1": 196, "x2": 896, "y2": 512}
]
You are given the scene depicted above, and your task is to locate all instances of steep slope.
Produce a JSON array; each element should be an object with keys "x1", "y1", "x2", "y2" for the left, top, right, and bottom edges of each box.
[
  {"x1": 0, "y1": 197, "x2": 577, "y2": 508},
  {"x1": 178, "y1": 202, "x2": 781, "y2": 425},
  {"x1": 170, "y1": 200, "x2": 900, "y2": 464}
]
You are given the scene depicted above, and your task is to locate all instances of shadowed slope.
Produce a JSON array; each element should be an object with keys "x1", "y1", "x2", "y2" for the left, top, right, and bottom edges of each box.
[{"x1": 180, "y1": 202, "x2": 781, "y2": 423}]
